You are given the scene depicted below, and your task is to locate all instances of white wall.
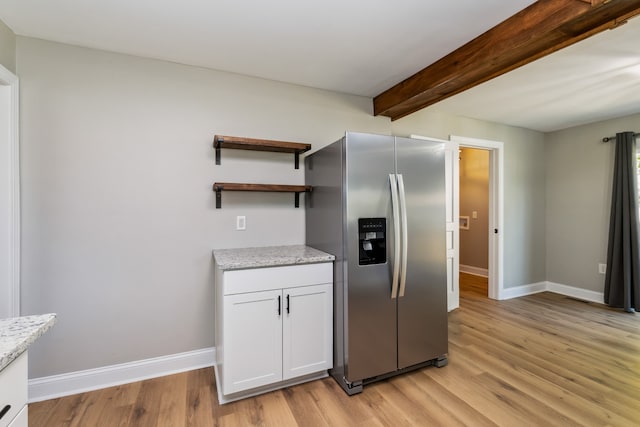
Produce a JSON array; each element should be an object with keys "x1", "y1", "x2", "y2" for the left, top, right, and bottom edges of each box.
[
  {"x1": 17, "y1": 36, "x2": 548, "y2": 379},
  {"x1": 0, "y1": 19, "x2": 16, "y2": 73},
  {"x1": 16, "y1": 37, "x2": 389, "y2": 378},
  {"x1": 545, "y1": 112, "x2": 640, "y2": 292}
]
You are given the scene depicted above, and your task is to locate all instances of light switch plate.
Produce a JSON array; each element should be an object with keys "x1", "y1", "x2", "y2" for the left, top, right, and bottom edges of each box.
[
  {"x1": 236, "y1": 216, "x2": 246, "y2": 230},
  {"x1": 598, "y1": 263, "x2": 606, "y2": 274}
]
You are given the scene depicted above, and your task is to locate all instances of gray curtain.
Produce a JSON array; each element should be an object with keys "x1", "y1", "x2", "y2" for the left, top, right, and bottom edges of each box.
[{"x1": 604, "y1": 131, "x2": 640, "y2": 312}]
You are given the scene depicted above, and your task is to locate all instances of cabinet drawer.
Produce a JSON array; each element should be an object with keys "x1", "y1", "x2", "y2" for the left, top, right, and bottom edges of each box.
[
  {"x1": 0, "y1": 352, "x2": 27, "y2": 427},
  {"x1": 223, "y1": 262, "x2": 332, "y2": 295}
]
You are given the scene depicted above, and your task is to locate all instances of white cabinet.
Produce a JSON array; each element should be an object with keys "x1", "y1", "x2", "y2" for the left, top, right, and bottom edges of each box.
[
  {"x1": 215, "y1": 262, "x2": 333, "y2": 403},
  {"x1": 0, "y1": 352, "x2": 28, "y2": 427}
]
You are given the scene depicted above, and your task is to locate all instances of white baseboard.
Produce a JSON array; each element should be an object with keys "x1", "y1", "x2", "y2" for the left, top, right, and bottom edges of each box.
[
  {"x1": 28, "y1": 347, "x2": 215, "y2": 403},
  {"x1": 459, "y1": 264, "x2": 489, "y2": 278},
  {"x1": 546, "y1": 281, "x2": 605, "y2": 304},
  {"x1": 28, "y1": 281, "x2": 605, "y2": 403},
  {"x1": 499, "y1": 282, "x2": 547, "y2": 300},
  {"x1": 497, "y1": 281, "x2": 605, "y2": 304}
]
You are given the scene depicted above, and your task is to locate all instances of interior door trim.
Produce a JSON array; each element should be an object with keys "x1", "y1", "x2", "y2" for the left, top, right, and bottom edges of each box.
[{"x1": 0, "y1": 64, "x2": 20, "y2": 318}]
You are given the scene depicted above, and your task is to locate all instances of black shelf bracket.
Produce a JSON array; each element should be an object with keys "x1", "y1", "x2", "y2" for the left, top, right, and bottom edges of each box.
[
  {"x1": 215, "y1": 186, "x2": 223, "y2": 209},
  {"x1": 294, "y1": 153, "x2": 300, "y2": 169},
  {"x1": 214, "y1": 137, "x2": 223, "y2": 165},
  {"x1": 293, "y1": 188, "x2": 312, "y2": 208}
]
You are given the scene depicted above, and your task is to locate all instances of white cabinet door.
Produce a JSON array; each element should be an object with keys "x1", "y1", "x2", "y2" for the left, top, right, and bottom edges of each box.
[
  {"x1": 282, "y1": 283, "x2": 333, "y2": 380},
  {"x1": 222, "y1": 289, "x2": 283, "y2": 395}
]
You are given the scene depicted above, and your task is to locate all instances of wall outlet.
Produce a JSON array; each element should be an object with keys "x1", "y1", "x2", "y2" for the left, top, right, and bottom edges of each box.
[
  {"x1": 598, "y1": 263, "x2": 606, "y2": 275},
  {"x1": 472, "y1": 211, "x2": 478, "y2": 219},
  {"x1": 236, "y1": 216, "x2": 246, "y2": 231}
]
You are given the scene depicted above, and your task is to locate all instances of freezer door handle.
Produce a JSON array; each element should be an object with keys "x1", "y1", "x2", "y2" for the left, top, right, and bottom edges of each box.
[
  {"x1": 397, "y1": 174, "x2": 408, "y2": 297},
  {"x1": 389, "y1": 174, "x2": 400, "y2": 299}
]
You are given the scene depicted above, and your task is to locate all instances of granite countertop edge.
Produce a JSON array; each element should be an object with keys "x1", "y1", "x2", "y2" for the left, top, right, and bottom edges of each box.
[
  {"x1": 213, "y1": 245, "x2": 335, "y2": 271},
  {"x1": 0, "y1": 313, "x2": 57, "y2": 372}
]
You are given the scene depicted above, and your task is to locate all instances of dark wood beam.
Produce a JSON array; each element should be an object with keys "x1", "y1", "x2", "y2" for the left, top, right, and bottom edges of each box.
[{"x1": 374, "y1": 0, "x2": 640, "y2": 121}]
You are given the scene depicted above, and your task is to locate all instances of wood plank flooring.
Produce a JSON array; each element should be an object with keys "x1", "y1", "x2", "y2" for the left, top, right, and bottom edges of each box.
[{"x1": 30, "y1": 273, "x2": 640, "y2": 426}]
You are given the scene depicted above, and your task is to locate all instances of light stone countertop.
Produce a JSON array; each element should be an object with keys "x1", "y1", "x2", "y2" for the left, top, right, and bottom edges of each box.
[
  {"x1": 213, "y1": 245, "x2": 335, "y2": 270},
  {"x1": 0, "y1": 313, "x2": 57, "y2": 372}
]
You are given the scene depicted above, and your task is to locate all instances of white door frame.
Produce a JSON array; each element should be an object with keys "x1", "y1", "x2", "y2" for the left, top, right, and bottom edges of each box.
[
  {"x1": 444, "y1": 139, "x2": 460, "y2": 310},
  {"x1": 0, "y1": 64, "x2": 20, "y2": 318},
  {"x1": 451, "y1": 135, "x2": 504, "y2": 301}
]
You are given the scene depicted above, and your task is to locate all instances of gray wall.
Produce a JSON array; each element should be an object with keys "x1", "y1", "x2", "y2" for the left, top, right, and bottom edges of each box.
[
  {"x1": 393, "y1": 110, "x2": 547, "y2": 289},
  {"x1": 17, "y1": 37, "x2": 389, "y2": 378},
  {"x1": 545, "y1": 112, "x2": 640, "y2": 292},
  {"x1": 17, "y1": 37, "x2": 547, "y2": 378},
  {"x1": 0, "y1": 19, "x2": 16, "y2": 73},
  {"x1": 460, "y1": 148, "x2": 489, "y2": 269}
]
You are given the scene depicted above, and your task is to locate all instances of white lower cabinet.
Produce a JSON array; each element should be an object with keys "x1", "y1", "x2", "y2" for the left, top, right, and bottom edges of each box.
[
  {"x1": 0, "y1": 352, "x2": 28, "y2": 427},
  {"x1": 215, "y1": 262, "x2": 333, "y2": 403}
]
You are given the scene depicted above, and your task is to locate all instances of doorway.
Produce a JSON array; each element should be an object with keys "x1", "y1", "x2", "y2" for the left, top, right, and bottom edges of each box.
[
  {"x1": 459, "y1": 147, "x2": 490, "y2": 297},
  {"x1": 450, "y1": 135, "x2": 504, "y2": 306},
  {"x1": 0, "y1": 64, "x2": 19, "y2": 319},
  {"x1": 411, "y1": 133, "x2": 503, "y2": 310}
]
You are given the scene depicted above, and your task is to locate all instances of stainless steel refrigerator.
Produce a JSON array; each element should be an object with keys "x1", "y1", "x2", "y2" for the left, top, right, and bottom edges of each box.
[{"x1": 305, "y1": 131, "x2": 448, "y2": 395}]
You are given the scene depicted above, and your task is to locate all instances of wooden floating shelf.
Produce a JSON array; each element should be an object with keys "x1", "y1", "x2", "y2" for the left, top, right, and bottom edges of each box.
[
  {"x1": 212, "y1": 183, "x2": 312, "y2": 209},
  {"x1": 213, "y1": 135, "x2": 311, "y2": 169},
  {"x1": 213, "y1": 183, "x2": 312, "y2": 192}
]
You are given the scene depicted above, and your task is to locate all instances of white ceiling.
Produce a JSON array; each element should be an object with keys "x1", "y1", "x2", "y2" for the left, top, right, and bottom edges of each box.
[
  {"x1": 1, "y1": 0, "x2": 638, "y2": 133},
  {"x1": 436, "y1": 15, "x2": 640, "y2": 132}
]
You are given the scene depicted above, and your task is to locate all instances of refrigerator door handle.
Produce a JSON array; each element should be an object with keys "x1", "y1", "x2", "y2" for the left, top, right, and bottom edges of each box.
[
  {"x1": 389, "y1": 174, "x2": 400, "y2": 299},
  {"x1": 397, "y1": 174, "x2": 408, "y2": 297}
]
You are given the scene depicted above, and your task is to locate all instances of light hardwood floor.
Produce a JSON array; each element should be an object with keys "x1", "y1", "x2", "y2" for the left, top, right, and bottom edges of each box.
[{"x1": 30, "y1": 273, "x2": 640, "y2": 426}]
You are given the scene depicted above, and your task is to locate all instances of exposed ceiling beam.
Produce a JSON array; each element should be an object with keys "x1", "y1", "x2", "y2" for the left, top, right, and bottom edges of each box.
[{"x1": 374, "y1": 0, "x2": 640, "y2": 121}]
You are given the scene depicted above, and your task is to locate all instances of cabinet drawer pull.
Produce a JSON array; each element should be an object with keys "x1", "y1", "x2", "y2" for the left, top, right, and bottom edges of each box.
[
  {"x1": 277, "y1": 295, "x2": 281, "y2": 316},
  {"x1": 286, "y1": 294, "x2": 290, "y2": 314},
  {"x1": 0, "y1": 404, "x2": 11, "y2": 420}
]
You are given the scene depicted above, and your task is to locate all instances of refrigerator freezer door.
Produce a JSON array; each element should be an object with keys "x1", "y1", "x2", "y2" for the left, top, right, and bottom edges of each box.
[
  {"x1": 344, "y1": 132, "x2": 397, "y2": 382},
  {"x1": 395, "y1": 137, "x2": 448, "y2": 369}
]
